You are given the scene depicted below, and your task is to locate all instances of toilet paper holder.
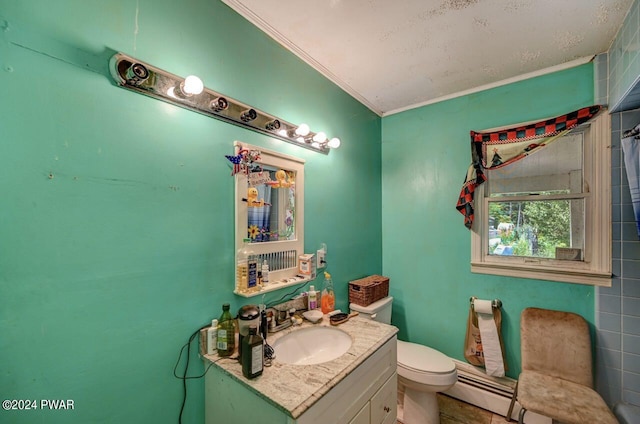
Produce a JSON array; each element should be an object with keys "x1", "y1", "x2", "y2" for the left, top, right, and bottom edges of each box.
[{"x1": 470, "y1": 296, "x2": 502, "y2": 310}]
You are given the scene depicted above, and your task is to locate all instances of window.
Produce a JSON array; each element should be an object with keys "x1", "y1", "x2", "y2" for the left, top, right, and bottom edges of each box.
[{"x1": 471, "y1": 112, "x2": 611, "y2": 286}]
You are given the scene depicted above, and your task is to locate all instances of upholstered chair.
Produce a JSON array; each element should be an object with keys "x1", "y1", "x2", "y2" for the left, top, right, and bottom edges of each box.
[{"x1": 506, "y1": 307, "x2": 618, "y2": 423}]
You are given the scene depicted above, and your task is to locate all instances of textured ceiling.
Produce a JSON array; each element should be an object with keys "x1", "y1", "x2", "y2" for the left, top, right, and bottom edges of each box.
[{"x1": 223, "y1": 0, "x2": 633, "y2": 116}]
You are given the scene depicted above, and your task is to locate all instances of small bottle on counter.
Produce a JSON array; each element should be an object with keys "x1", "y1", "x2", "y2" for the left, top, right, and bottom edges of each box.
[
  {"x1": 217, "y1": 303, "x2": 236, "y2": 357},
  {"x1": 308, "y1": 285, "x2": 318, "y2": 309},
  {"x1": 261, "y1": 260, "x2": 269, "y2": 285},
  {"x1": 242, "y1": 325, "x2": 263, "y2": 379},
  {"x1": 206, "y1": 319, "x2": 218, "y2": 355}
]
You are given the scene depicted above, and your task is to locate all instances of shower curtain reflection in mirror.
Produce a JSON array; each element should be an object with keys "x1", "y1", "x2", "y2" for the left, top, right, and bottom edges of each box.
[{"x1": 247, "y1": 171, "x2": 295, "y2": 242}]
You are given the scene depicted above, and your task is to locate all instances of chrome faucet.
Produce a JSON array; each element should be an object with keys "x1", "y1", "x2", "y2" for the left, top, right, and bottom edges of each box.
[{"x1": 267, "y1": 308, "x2": 293, "y2": 333}]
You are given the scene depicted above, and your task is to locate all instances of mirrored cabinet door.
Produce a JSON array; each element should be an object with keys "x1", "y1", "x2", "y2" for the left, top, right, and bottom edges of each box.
[{"x1": 233, "y1": 141, "x2": 306, "y2": 296}]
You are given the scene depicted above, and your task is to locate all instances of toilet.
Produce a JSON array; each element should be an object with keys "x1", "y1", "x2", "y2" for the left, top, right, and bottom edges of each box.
[{"x1": 350, "y1": 296, "x2": 457, "y2": 424}]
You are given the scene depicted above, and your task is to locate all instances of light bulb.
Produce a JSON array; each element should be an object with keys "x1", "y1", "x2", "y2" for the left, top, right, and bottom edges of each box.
[
  {"x1": 328, "y1": 137, "x2": 341, "y2": 148},
  {"x1": 296, "y1": 136, "x2": 305, "y2": 143},
  {"x1": 311, "y1": 141, "x2": 321, "y2": 148},
  {"x1": 312, "y1": 132, "x2": 326, "y2": 143},
  {"x1": 265, "y1": 119, "x2": 281, "y2": 131},
  {"x1": 295, "y1": 123, "x2": 310, "y2": 137},
  {"x1": 182, "y1": 75, "x2": 204, "y2": 95},
  {"x1": 210, "y1": 97, "x2": 228, "y2": 112},
  {"x1": 240, "y1": 108, "x2": 257, "y2": 122}
]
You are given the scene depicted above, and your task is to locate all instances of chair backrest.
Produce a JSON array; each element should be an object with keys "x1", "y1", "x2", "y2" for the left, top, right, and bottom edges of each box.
[{"x1": 520, "y1": 307, "x2": 593, "y2": 388}]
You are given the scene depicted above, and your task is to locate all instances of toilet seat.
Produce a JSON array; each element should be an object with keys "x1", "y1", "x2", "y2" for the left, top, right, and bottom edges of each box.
[{"x1": 397, "y1": 340, "x2": 457, "y2": 386}]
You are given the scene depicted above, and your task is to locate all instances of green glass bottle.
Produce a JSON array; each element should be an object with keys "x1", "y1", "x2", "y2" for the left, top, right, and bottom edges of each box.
[{"x1": 216, "y1": 303, "x2": 236, "y2": 357}]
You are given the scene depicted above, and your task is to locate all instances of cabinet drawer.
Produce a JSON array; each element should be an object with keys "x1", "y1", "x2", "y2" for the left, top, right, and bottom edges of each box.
[
  {"x1": 371, "y1": 373, "x2": 397, "y2": 424},
  {"x1": 349, "y1": 402, "x2": 371, "y2": 424}
]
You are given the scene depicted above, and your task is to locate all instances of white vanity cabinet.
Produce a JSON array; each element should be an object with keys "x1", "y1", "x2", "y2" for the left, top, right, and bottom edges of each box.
[
  {"x1": 204, "y1": 335, "x2": 397, "y2": 424},
  {"x1": 349, "y1": 371, "x2": 397, "y2": 424}
]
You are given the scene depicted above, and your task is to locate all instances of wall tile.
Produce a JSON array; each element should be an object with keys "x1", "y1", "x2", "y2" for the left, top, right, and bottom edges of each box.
[
  {"x1": 624, "y1": 388, "x2": 640, "y2": 405},
  {"x1": 598, "y1": 368, "x2": 623, "y2": 406},
  {"x1": 623, "y1": 353, "x2": 640, "y2": 373},
  {"x1": 614, "y1": 222, "x2": 623, "y2": 241},
  {"x1": 623, "y1": 278, "x2": 640, "y2": 298},
  {"x1": 598, "y1": 347, "x2": 623, "y2": 370},
  {"x1": 614, "y1": 241, "x2": 623, "y2": 260},
  {"x1": 600, "y1": 311, "x2": 623, "y2": 332},
  {"x1": 622, "y1": 110, "x2": 640, "y2": 130},
  {"x1": 599, "y1": 329, "x2": 623, "y2": 350},
  {"x1": 624, "y1": 315, "x2": 640, "y2": 336},
  {"x1": 613, "y1": 114, "x2": 622, "y2": 132},
  {"x1": 613, "y1": 166, "x2": 623, "y2": 187},
  {"x1": 624, "y1": 371, "x2": 640, "y2": 394},
  {"x1": 622, "y1": 185, "x2": 633, "y2": 205},
  {"x1": 623, "y1": 261, "x2": 640, "y2": 280},
  {"x1": 600, "y1": 293, "x2": 622, "y2": 314},
  {"x1": 623, "y1": 296, "x2": 640, "y2": 317},
  {"x1": 613, "y1": 147, "x2": 622, "y2": 169},
  {"x1": 623, "y1": 223, "x2": 640, "y2": 241},
  {"x1": 624, "y1": 334, "x2": 640, "y2": 355},
  {"x1": 596, "y1": 349, "x2": 622, "y2": 370},
  {"x1": 623, "y1": 203, "x2": 640, "y2": 223},
  {"x1": 613, "y1": 189, "x2": 622, "y2": 212},
  {"x1": 623, "y1": 242, "x2": 640, "y2": 260}
]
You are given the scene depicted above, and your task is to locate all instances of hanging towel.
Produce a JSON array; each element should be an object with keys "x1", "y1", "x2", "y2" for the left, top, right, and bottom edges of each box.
[{"x1": 622, "y1": 124, "x2": 640, "y2": 237}]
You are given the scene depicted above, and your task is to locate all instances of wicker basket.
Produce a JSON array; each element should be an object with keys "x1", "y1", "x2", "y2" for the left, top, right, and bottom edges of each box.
[{"x1": 349, "y1": 275, "x2": 390, "y2": 307}]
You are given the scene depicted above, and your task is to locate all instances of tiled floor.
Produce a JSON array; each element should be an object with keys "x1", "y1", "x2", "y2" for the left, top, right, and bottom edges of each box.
[{"x1": 398, "y1": 394, "x2": 510, "y2": 424}]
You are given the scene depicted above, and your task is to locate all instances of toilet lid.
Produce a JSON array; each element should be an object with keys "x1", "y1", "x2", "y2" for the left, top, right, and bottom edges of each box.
[{"x1": 397, "y1": 340, "x2": 455, "y2": 374}]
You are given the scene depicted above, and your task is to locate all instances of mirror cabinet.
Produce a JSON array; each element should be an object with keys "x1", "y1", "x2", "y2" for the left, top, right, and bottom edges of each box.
[{"x1": 234, "y1": 141, "x2": 306, "y2": 296}]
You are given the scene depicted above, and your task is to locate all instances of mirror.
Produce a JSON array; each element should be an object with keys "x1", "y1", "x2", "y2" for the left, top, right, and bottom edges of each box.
[
  {"x1": 234, "y1": 141, "x2": 305, "y2": 294},
  {"x1": 246, "y1": 166, "x2": 296, "y2": 242}
]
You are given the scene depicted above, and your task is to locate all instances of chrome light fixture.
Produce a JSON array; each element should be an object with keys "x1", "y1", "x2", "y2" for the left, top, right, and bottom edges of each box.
[{"x1": 109, "y1": 53, "x2": 341, "y2": 153}]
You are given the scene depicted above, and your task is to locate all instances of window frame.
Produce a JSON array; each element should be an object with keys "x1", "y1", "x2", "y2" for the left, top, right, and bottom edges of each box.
[{"x1": 470, "y1": 112, "x2": 611, "y2": 286}]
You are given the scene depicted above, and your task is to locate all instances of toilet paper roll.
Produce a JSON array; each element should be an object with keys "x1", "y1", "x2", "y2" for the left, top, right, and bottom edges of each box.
[
  {"x1": 473, "y1": 298, "x2": 505, "y2": 377},
  {"x1": 473, "y1": 299, "x2": 493, "y2": 314}
]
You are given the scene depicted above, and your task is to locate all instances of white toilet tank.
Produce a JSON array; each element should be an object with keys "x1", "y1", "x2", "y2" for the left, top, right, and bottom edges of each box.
[{"x1": 350, "y1": 296, "x2": 393, "y2": 324}]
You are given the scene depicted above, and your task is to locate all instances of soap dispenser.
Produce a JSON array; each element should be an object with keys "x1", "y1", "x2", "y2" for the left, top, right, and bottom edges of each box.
[{"x1": 321, "y1": 272, "x2": 335, "y2": 314}]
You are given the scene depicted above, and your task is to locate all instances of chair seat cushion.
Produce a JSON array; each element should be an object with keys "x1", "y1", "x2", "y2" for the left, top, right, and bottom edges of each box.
[{"x1": 518, "y1": 370, "x2": 618, "y2": 424}]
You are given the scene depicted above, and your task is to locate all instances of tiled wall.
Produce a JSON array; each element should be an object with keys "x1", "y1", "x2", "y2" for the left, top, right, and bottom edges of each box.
[
  {"x1": 596, "y1": 0, "x2": 640, "y2": 407},
  {"x1": 609, "y1": 0, "x2": 640, "y2": 112},
  {"x1": 597, "y1": 107, "x2": 640, "y2": 407}
]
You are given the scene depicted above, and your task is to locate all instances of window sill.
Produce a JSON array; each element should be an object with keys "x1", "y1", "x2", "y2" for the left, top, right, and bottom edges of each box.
[{"x1": 470, "y1": 261, "x2": 612, "y2": 287}]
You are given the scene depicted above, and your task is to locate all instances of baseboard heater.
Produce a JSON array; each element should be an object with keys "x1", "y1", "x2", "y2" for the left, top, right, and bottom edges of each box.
[{"x1": 443, "y1": 359, "x2": 551, "y2": 424}]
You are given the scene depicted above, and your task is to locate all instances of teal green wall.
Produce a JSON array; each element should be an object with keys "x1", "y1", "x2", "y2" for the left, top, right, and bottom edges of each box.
[
  {"x1": 381, "y1": 64, "x2": 596, "y2": 378},
  {"x1": 0, "y1": 1, "x2": 381, "y2": 423},
  {"x1": 0, "y1": 0, "x2": 604, "y2": 420}
]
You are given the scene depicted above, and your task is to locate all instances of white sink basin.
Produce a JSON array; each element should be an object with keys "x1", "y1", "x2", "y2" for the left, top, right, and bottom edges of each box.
[{"x1": 273, "y1": 326, "x2": 352, "y2": 365}]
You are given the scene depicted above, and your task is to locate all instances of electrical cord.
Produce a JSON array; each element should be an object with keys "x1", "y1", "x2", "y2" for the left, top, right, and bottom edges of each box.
[
  {"x1": 265, "y1": 279, "x2": 310, "y2": 309},
  {"x1": 174, "y1": 323, "x2": 211, "y2": 424}
]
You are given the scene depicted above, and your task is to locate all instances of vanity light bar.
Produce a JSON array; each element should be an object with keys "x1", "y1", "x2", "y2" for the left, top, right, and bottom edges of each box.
[{"x1": 109, "y1": 53, "x2": 340, "y2": 154}]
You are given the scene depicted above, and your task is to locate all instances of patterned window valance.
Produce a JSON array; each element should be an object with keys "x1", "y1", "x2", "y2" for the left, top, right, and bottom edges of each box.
[{"x1": 455, "y1": 105, "x2": 602, "y2": 229}]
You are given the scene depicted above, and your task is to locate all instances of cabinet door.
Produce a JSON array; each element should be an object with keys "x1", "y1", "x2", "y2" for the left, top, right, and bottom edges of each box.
[
  {"x1": 370, "y1": 373, "x2": 397, "y2": 424},
  {"x1": 348, "y1": 401, "x2": 370, "y2": 424}
]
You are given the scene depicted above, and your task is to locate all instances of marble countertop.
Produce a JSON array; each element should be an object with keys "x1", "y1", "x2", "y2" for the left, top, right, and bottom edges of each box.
[{"x1": 201, "y1": 314, "x2": 398, "y2": 419}]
